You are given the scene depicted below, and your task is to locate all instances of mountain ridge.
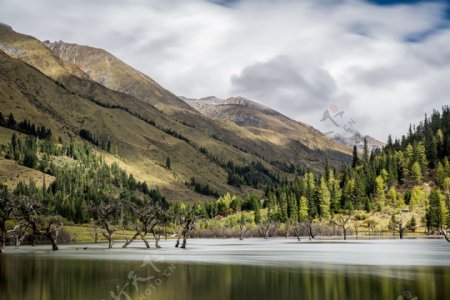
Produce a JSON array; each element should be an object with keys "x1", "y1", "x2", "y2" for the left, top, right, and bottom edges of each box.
[{"x1": 0, "y1": 23, "x2": 352, "y2": 201}]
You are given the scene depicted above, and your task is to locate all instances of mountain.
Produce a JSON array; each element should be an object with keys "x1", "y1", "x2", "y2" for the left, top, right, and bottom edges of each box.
[
  {"x1": 183, "y1": 96, "x2": 382, "y2": 153},
  {"x1": 182, "y1": 96, "x2": 350, "y2": 151},
  {"x1": 43, "y1": 40, "x2": 194, "y2": 115},
  {"x1": 0, "y1": 23, "x2": 351, "y2": 201}
]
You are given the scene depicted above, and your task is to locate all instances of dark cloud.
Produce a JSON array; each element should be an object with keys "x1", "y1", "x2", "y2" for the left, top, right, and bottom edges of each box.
[
  {"x1": 231, "y1": 56, "x2": 341, "y2": 113},
  {"x1": 208, "y1": 0, "x2": 240, "y2": 7}
]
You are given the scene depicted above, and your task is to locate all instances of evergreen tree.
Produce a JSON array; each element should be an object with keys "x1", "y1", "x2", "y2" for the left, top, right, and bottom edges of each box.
[
  {"x1": 7, "y1": 113, "x2": 16, "y2": 128},
  {"x1": 436, "y1": 162, "x2": 445, "y2": 187},
  {"x1": 288, "y1": 192, "x2": 298, "y2": 222},
  {"x1": 324, "y1": 157, "x2": 330, "y2": 181},
  {"x1": 279, "y1": 191, "x2": 288, "y2": 223},
  {"x1": 426, "y1": 189, "x2": 443, "y2": 232},
  {"x1": 299, "y1": 196, "x2": 309, "y2": 221},
  {"x1": 411, "y1": 162, "x2": 423, "y2": 183},
  {"x1": 363, "y1": 137, "x2": 369, "y2": 162},
  {"x1": 375, "y1": 175, "x2": 386, "y2": 210},
  {"x1": 318, "y1": 176, "x2": 331, "y2": 218},
  {"x1": 165, "y1": 157, "x2": 171, "y2": 170},
  {"x1": 352, "y1": 145, "x2": 359, "y2": 168}
]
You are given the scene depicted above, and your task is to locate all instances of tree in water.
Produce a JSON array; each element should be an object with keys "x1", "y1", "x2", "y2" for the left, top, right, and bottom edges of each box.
[
  {"x1": 389, "y1": 214, "x2": 406, "y2": 239},
  {"x1": 441, "y1": 229, "x2": 450, "y2": 243},
  {"x1": 292, "y1": 219, "x2": 315, "y2": 242},
  {"x1": 16, "y1": 196, "x2": 64, "y2": 251},
  {"x1": 330, "y1": 212, "x2": 352, "y2": 240},
  {"x1": 88, "y1": 199, "x2": 117, "y2": 249},
  {"x1": 180, "y1": 210, "x2": 197, "y2": 249},
  {"x1": 259, "y1": 217, "x2": 277, "y2": 239},
  {"x1": 239, "y1": 213, "x2": 252, "y2": 241}
]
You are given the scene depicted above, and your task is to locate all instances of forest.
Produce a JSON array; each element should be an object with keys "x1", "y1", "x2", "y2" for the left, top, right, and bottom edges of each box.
[{"x1": 0, "y1": 107, "x2": 449, "y2": 252}]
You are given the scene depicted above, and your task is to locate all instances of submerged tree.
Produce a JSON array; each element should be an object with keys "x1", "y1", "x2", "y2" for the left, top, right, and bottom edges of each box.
[
  {"x1": 331, "y1": 212, "x2": 352, "y2": 240},
  {"x1": 16, "y1": 196, "x2": 64, "y2": 251},
  {"x1": 88, "y1": 199, "x2": 117, "y2": 249},
  {"x1": 239, "y1": 213, "x2": 252, "y2": 240},
  {"x1": 123, "y1": 199, "x2": 164, "y2": 249},
  {"x1": 179, "y1": 209, "x2": 197, "y2": 249},
  {"x1": 442, "y1": 229, "x2": 450, "y2": 243},
  {"x1": 389, "y1": 214, "x2": 406, "y2": 239}
]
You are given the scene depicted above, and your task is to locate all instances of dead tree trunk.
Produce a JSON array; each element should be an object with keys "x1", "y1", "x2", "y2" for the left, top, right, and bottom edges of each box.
[
  {"x1": 0, "y1": 222, "x2": 5, "y2": 253},
  {"x1": 293, "y1": 223, "x2": 302, "y2": 242},
  {"x1": 239, "y1": 214, "x2": 250, "y2": 241},
  {"x1": 8, "y1": 223, "x2": 28, "y2": 247},
  {"x1": 122, "y1": 232, "x2": 140, "y2": 248},
  {"x1": 399, "y1": 222, "x2": 404, "y2": 239},
  {"x1": 152, "y1": 231, "x2": 161, "y2": 248},
  {"x1": 307, "y1": 221, "x2": 315, "y2": 240},
  {"x1": 46, "y1": 232, "x2": 59, "y2": 251},
  {"x1": 260, "y1": 222, "x2": 274, "y2": 239},
  {"x1": 442, "y1": 230, "x2": 450, "y2": 243},
  {"x1": 390, "y1": 215, "x2": 405, "y2": 239},
  {"x1": 331, "y1": 214, "x2": 352, "y2": 240},
  {"x1": 140, "y1": 232, "x2": 150, "y2": 248},
  {"x1": 102, "y1": 222, "x2": 115, "y2": 249},
  {"x1": 180, "y1": 219, "x2": 195, "y2": 249}
]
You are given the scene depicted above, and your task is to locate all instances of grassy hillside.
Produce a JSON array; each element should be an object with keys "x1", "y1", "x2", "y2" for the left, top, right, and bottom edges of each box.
[{"x1": 0, "y1": 24, "x2": 351, "y2": 202}]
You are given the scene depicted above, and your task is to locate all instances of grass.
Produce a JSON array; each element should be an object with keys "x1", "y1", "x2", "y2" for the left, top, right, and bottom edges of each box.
[{"x1": 64, "y1": 225, "x2": 144, "y2": 244}]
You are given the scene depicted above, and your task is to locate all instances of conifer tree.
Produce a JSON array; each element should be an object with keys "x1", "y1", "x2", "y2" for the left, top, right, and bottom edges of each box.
[
  {"x1": 318, "y1": 176, "x2": 331, "y2": 218},
  {"x1": 352, "y1": 145, "x2": 359, "y2": 168}
]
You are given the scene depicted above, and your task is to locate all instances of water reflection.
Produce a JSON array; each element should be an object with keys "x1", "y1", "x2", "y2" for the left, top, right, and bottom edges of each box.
[
  {"x1": 1, "y1": 239, "x2": 450, "y2": 300},
  {"x1": 1, "y1": 256, "x2": 449, "y2": 300}
]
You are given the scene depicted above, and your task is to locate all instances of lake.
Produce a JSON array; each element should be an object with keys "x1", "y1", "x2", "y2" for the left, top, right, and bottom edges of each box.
[{"x1": 1, "y1": 239, "x2": 449, "y2": 300}]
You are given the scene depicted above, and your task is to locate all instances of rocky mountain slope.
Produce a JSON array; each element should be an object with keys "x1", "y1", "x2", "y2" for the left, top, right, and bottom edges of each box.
[
  {"x1": 0, "y1": 23, "x2": 351, "y2": 201},
  {"x1": 184, "y1": 96, "x2": 383, "y2": 153}
]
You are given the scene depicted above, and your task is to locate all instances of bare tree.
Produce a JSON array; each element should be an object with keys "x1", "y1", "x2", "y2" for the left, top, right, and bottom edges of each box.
[
  {"x1": 180, "y1": 215, "x2": 196, "y2": 249},
  {"x1": 0, "y1": 185, "x2": 14, "y2": 253},
  {"x1": 331, "y1": 213, "x2": 352, "y2": 240},
  {"x1": 389, "y1": 214, "x2": 405, "y2": 239},
  {"x1": 292, "y1": 219, "x2": 315, "y2": 242},
  {"x1": 17, "y1": 197, "x2": 64, "y2": 251},
  {"x1": 122, "y1": 200, "x2": 164, "y2": 249},
  {"x1": 151, "y1": 212, "x2": 168, "y2": 249},
  {"x1": 292, "y1": 222, "x2": 303, "y2": 241},
  {"x1": 8, "y1": 222, "x2": 29, "y2": 247},
  {"x1": 172, "y1": 206, "x2": 198, "y2": 249},
  {"x1": 259, "y1": 219, "x2": 276, "y2": 239},
  {"x1": 239, "y1": 213, "x2": 251, "y2": 241},
  {"x1": 88, "y1": 200, "x2": 117, "y2": 249}
]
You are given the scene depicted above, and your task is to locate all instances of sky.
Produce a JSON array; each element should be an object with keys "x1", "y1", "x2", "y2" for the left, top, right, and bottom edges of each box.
[{"x1": 1, "y1": 0, "x2": 450, "y2": 142}]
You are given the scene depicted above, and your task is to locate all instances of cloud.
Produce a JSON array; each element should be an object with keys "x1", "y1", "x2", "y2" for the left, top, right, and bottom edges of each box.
[
  {"x1": 0, "y1": 0, "x2": 449, "y2": 141},
  {"x1": 230, "y1": 56, "x2": 347, "y2": 114}
]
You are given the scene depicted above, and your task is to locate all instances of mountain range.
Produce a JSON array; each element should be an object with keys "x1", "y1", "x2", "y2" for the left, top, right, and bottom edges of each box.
[{"x1": 0, "y1": 23, "x2": 364, "y2": 201}]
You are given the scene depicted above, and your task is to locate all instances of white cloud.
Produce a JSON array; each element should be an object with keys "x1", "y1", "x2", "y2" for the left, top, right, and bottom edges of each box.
[{"x1": 0, "y1": 0, "x2": 449, "y2": 141}]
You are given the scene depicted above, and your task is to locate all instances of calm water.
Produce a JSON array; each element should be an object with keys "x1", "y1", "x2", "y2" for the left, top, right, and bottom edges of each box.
[{"x1": 1, "y1": 239, "x2": 449, "y2": 300}]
